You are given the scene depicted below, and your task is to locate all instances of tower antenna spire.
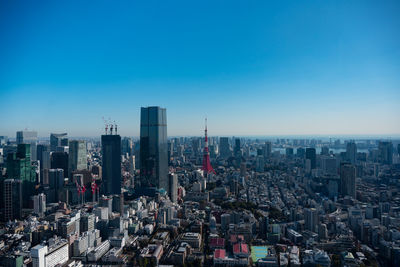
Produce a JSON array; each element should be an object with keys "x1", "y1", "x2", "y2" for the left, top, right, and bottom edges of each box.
[{"x1": 202, "y1": 117, "x2": 215, "y2": 175}]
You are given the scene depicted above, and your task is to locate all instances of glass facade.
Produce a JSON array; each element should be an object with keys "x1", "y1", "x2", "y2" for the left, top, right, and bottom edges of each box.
[
  {"x1": 68, "y1": 140, "x2": 87, "y2": 177},
  {"x1": 140, "y1": 107, "x2": 168, "y2": 192},
  {"x1": 101, "y1": 135, "x2": 121, "y2": 195}
]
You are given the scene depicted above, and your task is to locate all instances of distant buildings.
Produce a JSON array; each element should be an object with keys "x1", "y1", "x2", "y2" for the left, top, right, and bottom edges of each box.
[
  {"x1": 139, "y1": 106, "x2": 168, "y2": 192},
  {"x1": 101, "y1": 134, "x2": 121, "y2": 195}
]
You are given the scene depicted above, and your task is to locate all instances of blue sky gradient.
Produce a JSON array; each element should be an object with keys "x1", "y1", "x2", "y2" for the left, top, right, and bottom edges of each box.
[{"x1": 0, "y1": 1, "x2": 399, "y2": 137}]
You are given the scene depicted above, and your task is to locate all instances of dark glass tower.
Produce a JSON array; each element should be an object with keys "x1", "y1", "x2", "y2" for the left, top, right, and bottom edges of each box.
[
  {"x1": 306, "y1": 147, "x2": 316, "y2": 169},
  {"x1": 101, "y1": 134, "x2": 121, "y2": 195},
  {"x1": 50, "y1": 133, "x2": 68, "y2": 151},
  {"x1": 140, "y1": 106, "x2": 168, "y2": 192}
]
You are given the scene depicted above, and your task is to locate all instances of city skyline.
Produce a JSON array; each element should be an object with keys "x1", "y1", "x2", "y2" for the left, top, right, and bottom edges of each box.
[
  {"x1": 1, "y1": 2, "x2": 400, "y2": 266},
  {"x1": 1, "y1": 1, "x2": 399, "y2": 137}
]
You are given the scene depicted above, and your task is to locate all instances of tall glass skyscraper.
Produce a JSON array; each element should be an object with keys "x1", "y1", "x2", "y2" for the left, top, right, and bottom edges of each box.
[
  {"x1": 68, "y1": 140, "x2": 87, "y2": 177},
  {"x1": 101, "y1": 134, "x2": 121, "y2": 195},
  {"x1": 50, "y1": 133, "x2": 68, "y2": 151},
  {"x1": 139, "y1": 106, "x2": 168, "y2": 192}
]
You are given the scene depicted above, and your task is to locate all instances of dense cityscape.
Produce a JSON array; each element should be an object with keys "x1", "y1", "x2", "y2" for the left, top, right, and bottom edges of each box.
[{"x1": 0, "y1": 106, "x2": 399, "y2": 267}]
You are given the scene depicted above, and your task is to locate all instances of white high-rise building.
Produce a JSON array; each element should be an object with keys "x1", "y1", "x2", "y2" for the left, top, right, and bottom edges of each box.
[{"x1": 31, "y1": 245, "x2": 48, "y2": 267}]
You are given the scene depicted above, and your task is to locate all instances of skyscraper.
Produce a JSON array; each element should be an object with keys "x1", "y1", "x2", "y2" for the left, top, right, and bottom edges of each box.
[
  {"x1": 48, "y1": 169, "x2": 65, "y2": 203},
  {"x1": 378, "y1": 141, "x2": 393, "y2": 165},
  {"x1": 264, "y1": 141, "x2": 272, "y2": 158},
  {"x1": 51, "y1": 152, "x2": 68, "y2": 178},
  {"x1": 168, "y1": 173, "x2": 178, "y2": 203},
  {"x1": 33, "y1": 193, "x2": 46, "y2": 217},
  {"x1": 36, "y1": 144, "x2": 48, "y2": 166},
  {"x1": 68, "y1": 140, "x2": 87, "y2": 177},
  {"x1": 346, "y1": 141, "x2": 357, "y2": 164},
  {"x1": 297, "y1": 147, "x2": 305, "y2": 158},
  {"x1": 306, "y1": 148, "x2": 316, "y2": 169},
  {"x1": 16, "y1": 130, "x2": 38, "y2": 161},
  {"x1": 6, "y1": 144, "x2": 36, "y2": 207},
  {"x1": 139, "y1": 106, "x2": 168, "y2": 191},
  {"x1": 101, "y1": 134, "x2": 121, "y2": 195},
  {"x1": 219, "y1": 137, "x2": 231, "y2": 159},
  {"x1": 121, "y1": 137, "x2": 133, "y2": 156},
  {"x1": 3, "y1": 179, "x2": 22, "y2": 221},
  {"x1": 340, "y1": 163, "x2": 356, "y2": 199},
  {"x1": 304, "y1": 208, "x2": 318, "y2": 232},
  {"x1": 234, "y1": 138, "x2": 241, "y2": 157},
  {"x1": 50, "y1": 133, "x2": 68, "y2": 151}
]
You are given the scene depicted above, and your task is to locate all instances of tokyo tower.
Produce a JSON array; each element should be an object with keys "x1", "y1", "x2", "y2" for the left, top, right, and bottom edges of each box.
[{"x1": 202, "y1": 118, "x2": 215, "y2": 174}]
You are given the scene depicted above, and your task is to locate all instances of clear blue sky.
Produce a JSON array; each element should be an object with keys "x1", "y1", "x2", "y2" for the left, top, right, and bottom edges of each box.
[{"x1": 1, "y1": 0, "x2": 399, "y2": 137}]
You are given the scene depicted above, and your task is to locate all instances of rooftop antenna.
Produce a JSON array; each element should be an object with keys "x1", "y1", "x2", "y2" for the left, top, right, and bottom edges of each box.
[
  {"x1": 114, "y1": 121, "x2": 118, "y2": 135},
  {"x1": 102, "y1": 117, "x2": 108, "y2": 135},
  {"x1": 108, "y1": 117, "x2": 113, "y2": 135}
]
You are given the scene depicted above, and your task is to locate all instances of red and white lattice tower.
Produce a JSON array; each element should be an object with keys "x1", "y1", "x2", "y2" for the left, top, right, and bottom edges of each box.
[{"x1": 202, "y1": 118, "x2": 215, "y2": 175}]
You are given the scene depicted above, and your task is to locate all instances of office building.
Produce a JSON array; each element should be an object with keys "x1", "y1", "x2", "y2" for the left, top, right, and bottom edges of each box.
[
  {"x1": 48, "y1": 169, "x2": 64, "y2": 203},
  {"x1": 234, "y1": 138, "x2": 241, "y2": 157},
  {"x1": 3, "y1": 179, "x2": 22, "y2": 221},
  {"x1": 101, "y1": 134, "x2": 121, "y2": 195},
  {"x1": 321, "y1": 146, "x2": 329, "y2": 156},
  {"x1": 68, "y1": 140, "x2": 87, "y2": 177},
  {"x1": 31, "y1": 238, "x2": 69, "y2": 267},
  {"x1": 321, "y1": 156, "x2": 337, "y2": 175},
  {"x1": 121, "y1": 137, "x2": 133, "y2": 156},
  {"x1": 168, "y1": 173, "x2": 178, "y2": 203},
  {"x1": 33, "y1": 193, "x2": 46, "y2": 217},
  {"x1": 378, "y1": 141, "x2": 393, "y2": 165},
  {"x1": 264, "y1": 141, "x2": 272, "y2": 158},
  {"x1": 297, "y1": 147, "x2": 305, "y2": 158},
  {"x1": 305, "y1": 208, "x2": 318, "y2": 232},
  {"x1": 139, "y1": 106, "x2": 168, "y2": 191},
  {"x1": 306, "y1": 148, "x2": 316, "y2": 169},
  {"x1": 16, "y1": 130, "x2": 38, "y2": 161},
  {"x1": 36, "y1": 144, "x2": 48, "y2": 167},
  {"x1": 286, "y1": 147, "x2": 294, "y2": 158},
  {"x1": 346, "y1": 141, "x2": 357, "y2": 164},
  {"x1": 51, "y1": 152, "x2": 68, "y2": 178},
  {"x1": 6, "y1": 144, "x2": 36, "y2": 207},
  {"x1": 219, "y1": 137, "x2": 231, "y2": 159},
  {"x1": 50, "y1": 133, "x2": 68, "y2": 151},
  {"x1": 340, "y1": 163, "x2": 356, "y2": 199}
]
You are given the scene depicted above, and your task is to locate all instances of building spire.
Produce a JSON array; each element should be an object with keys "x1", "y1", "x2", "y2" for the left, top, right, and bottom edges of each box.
[{"x1": 202, "y1": 117, "x2": 215, "y2": 175}]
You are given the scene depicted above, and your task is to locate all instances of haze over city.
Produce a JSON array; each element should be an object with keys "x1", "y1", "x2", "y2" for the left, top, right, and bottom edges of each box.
[{"x1": 1, "y1": 0, "x2": 399, "y2": 137}]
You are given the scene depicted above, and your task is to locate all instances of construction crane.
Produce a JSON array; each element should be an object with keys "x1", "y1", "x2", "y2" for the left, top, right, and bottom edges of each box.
[
  {"x1": 91, "y1": 178, "x2": 99, "y2": 202},
  {"x1": 75, "y1": 180, "x2": 82, "y2": 205}
]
